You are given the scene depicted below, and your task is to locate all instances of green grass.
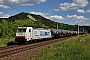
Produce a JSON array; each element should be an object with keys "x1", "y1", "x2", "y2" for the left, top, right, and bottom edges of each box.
[
  {"x1": 28, "y1": 34, "x2": 90, "y2": 60},
  {"x1": 0, "y1": 38, "x2": 14, "y2": 47}
]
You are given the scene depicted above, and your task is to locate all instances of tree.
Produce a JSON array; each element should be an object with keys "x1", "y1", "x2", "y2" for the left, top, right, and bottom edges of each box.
[{"x1": 0, "y1": 19, "x2": 9, "y2": 37}]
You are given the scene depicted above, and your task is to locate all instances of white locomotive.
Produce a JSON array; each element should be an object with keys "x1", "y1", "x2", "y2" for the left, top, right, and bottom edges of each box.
[{"x1": 15, "y1": 27, "x2": 52, "y2": 43}]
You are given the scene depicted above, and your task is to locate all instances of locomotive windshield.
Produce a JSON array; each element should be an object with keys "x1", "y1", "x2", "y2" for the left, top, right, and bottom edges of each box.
[{"x1": 17, "y1": 28, "x2": 26, "y2": 32}]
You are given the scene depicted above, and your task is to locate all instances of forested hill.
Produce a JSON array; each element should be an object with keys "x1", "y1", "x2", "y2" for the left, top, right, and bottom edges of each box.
[
  {"x1": 0, "y1": 12, "x2": 30, "y2": 22},
  {"x1": 0, "y1": 12, "x2": 78, "y2": 30},
  {"x1": 0, "y1": 12, "x2": 75, "y2": 30},
  {"x1": 0, "y1": 12, "x2": 90, "y2": 37}
]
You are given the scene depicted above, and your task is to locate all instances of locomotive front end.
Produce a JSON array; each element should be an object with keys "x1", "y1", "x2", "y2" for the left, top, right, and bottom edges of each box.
[{"x1": 15, "y1": 27, "x2": 26, "y2": 43}]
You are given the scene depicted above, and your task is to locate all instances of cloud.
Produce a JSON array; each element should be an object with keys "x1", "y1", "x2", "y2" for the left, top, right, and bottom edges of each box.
[
  {"x1": 0, "y1": 12, "x2": 10, "y2": 18},
  {"x1": 50, "y1": 15, "x2": 64, "y2": 20},
  {"x1": 86, "y1": 9, "x2": 90, "y2": 13},
  {"x1": 0, "y1": 4, "x2": 10, "y2": 8},
  {"x1": 30, "y1": 12, "x2": 64, "y2": 20},
  {"x1": 0, "y1": 12, "x2": 3, "y2": 14},
  {"x1": 30, "y1": 11, "x2": 51, "y2": 19},
  {"x1": 6, "y1": 0, "x2": 46, "y2": 6},
  {"x1": 67, "y1": 15, "x2": 89, "y2": 22},
  {"x1": 59, "y1": 0, "x2": 89, "y2": 11},
  {"x1": 0, "y1": 0, "x2": 10, "y2": 8},
  {"x1": 0, "y1": 0, "x2": 46, "y2": 8},
  {"x1": 53, "y1": 9, "x2": 60, "y2": 11},
  {"x1": 76, "y1": 9, "x2": 85, "y2": 13},
  {"x1": 85, "y1": 24, "x2": 90, "y2": 26},
  {"x1": 30, "y1": 12, "x2": 49, "y2": 17}
]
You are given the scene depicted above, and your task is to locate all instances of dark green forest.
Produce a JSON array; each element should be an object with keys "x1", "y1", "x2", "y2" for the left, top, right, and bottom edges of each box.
[{"x1": 0, "y1": 12, "x2": 90, "y2": 38}]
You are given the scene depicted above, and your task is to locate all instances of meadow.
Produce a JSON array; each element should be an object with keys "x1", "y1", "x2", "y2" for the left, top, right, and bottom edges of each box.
[
  {"x1": 28, "y1": 34, "x2": 90, "y2": 60},
  {"x1": 0, "y1": 38, "x2": 14, "y2": 47}
]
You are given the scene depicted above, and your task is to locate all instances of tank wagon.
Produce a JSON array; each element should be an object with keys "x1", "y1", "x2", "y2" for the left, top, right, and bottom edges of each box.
[
  {"x1": 15, "y1": 27, "x2": 52, "y2": 43},
  {"x1": 15, "y1": 27, "x2": 78, "y2": 43},
  {"x1": 50, "y1": 28, "x2": 77, "y2": 37}
]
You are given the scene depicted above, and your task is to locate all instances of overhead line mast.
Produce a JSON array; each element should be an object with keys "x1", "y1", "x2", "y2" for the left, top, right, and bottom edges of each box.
[
  {"x1": 77, "y1": 23, "x2": 79, "y2": 36},
  {"x1": 57, "y1": 23, "x2": 58, "y2": 29}
]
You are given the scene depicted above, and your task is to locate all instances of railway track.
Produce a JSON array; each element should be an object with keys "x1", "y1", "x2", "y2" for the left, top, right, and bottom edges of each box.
[
  {"x1": 0, "y1": 36, "x2": 76, "y2": 60},
  {"x1": 0, "y1": 45, "x2": 19, "y2": 50}
]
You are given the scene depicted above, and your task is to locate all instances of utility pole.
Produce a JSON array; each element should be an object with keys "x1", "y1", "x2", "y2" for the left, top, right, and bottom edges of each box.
[
  {"x1": 77, "y1": 23, "x2": 79, "y2": 36},
  {"x1": 57, "y1": 23, "x2": 58, "y2": 29}
]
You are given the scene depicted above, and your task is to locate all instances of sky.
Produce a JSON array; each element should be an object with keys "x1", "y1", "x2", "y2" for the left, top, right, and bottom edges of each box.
[{"x1": 0, "y1": 0, "x2": 90, "y2": 26}]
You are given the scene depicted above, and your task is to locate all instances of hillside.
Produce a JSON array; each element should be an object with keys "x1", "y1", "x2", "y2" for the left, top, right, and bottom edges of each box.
[
  {"x1": 0, "y1": 12, "x2": 90, "y2": 38},
  {"x1": 0, "y1": 12, "x2": 79, "y2": 30}
]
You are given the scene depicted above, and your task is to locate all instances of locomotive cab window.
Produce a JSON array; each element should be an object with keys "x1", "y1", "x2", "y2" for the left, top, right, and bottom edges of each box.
[
  {"x1": 29, "y1": 29, "x2": 31, "y2": 32},
  {"x1": 17, "y1": 28, "x2": 26, "y2": 32}
]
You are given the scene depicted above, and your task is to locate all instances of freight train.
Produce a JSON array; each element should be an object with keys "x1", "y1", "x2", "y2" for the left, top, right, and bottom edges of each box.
[{"x1": 15, "y1": 27, "x2": 77, "y2": 43}]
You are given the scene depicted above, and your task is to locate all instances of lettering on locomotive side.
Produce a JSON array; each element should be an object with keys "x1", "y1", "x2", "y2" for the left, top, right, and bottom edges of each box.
[{"x1": 40, "y1": 31, "x2": 50, "y2": 36}]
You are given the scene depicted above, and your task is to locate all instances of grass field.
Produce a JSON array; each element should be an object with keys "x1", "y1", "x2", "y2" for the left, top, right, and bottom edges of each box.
[
  {"x1": 28, "y1": 34, "x2": 90, "y2": 60},
  {"x1": 0, "y1": 38, "x2": 14, "y2": 47}
]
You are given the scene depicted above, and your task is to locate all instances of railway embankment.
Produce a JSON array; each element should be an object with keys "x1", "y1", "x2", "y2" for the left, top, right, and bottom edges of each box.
[
  {"x1": 0, "y1": 34, "x2": 89, "y2": 60},
  {"x1": 0, "y1": 36, "x2": 75, "y2": 60},
  {"x1": 28, "y1": 34, "x2": 90, "y2": 60}
]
